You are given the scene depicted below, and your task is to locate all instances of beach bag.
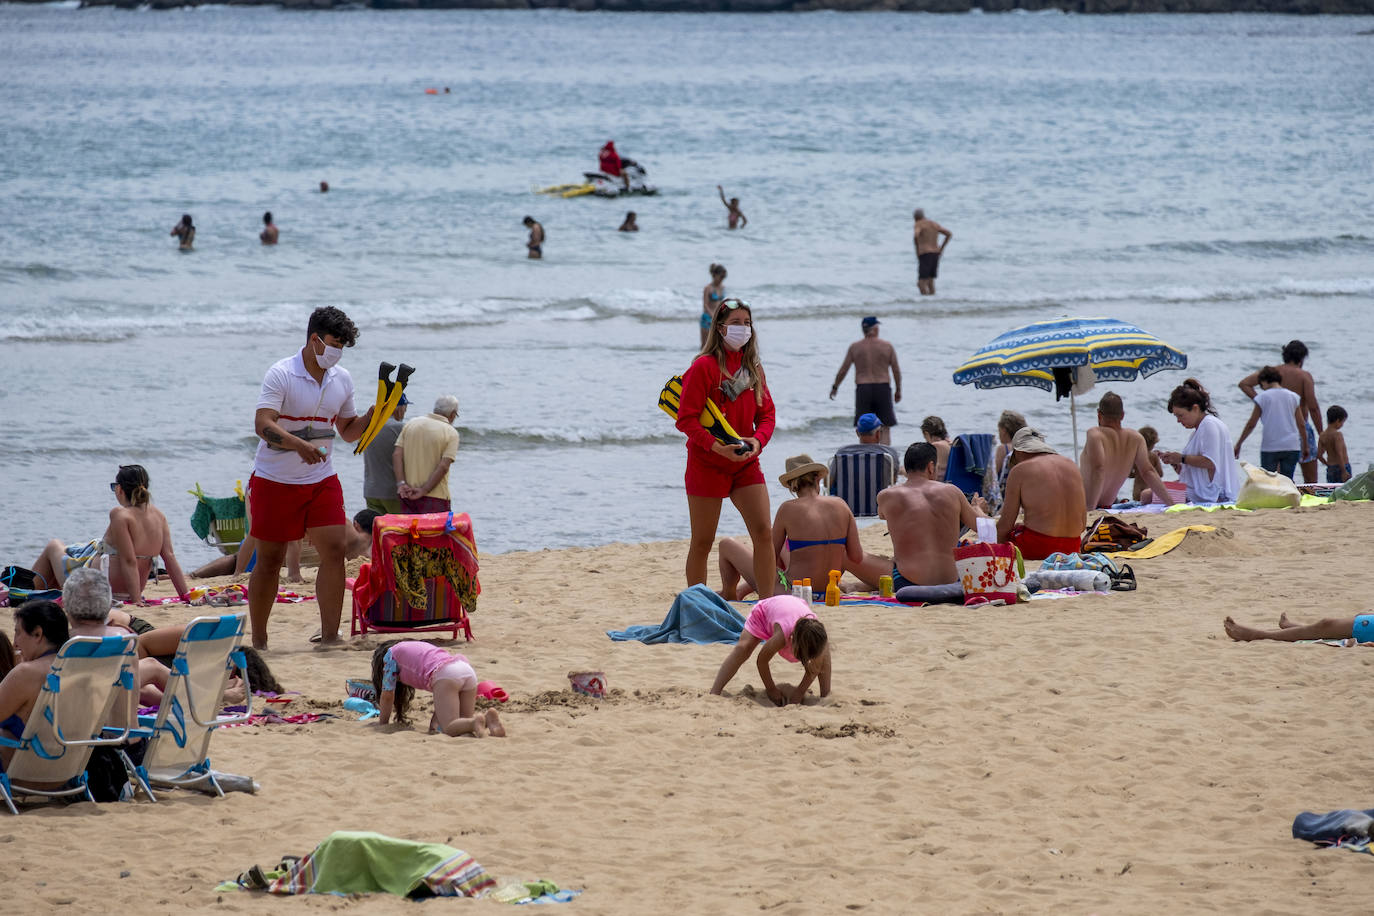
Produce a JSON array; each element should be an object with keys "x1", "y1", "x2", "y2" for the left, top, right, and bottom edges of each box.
[
  {"x1": 1081, "y1": 515, "x2": 1149, "y2": 553},
  {"x1": 1234, "y1": 461, "x2": 1300, "y2": 510},
  {"x1": 0, "y1": 566, "x2": 61, "y2": 606},
  {"x1": 1331, "y1": 468, "x2": 1374, "y2": 502},
  {"x1": 954, "y1": 543, "x2": 1023, "y2": 605}
]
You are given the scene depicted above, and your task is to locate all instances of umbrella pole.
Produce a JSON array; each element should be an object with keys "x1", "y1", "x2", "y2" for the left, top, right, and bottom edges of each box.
[{"x1": 1071, "y1": 390, "x2": 1080, "y2": 463}]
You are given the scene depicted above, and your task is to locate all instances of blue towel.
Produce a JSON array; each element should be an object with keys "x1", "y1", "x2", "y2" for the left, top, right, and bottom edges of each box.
[
  {"x1": 606, "y1": 585, "x2": 745, "y2": 645},
  {"x1": 957, "y1": 433, "x2": 995, "y2": 476},
  {"x1": 946, "y1": 433, "x2": 995, "y2": 497}
]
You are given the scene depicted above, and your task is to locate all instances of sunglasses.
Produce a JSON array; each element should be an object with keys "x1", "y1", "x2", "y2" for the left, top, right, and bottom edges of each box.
[
  {"x1": 109, "y1": 482, "x2": 120, "y2": 493},
  {"x1": 718, "y1": 298, "x2": 751, "y2": 312}
]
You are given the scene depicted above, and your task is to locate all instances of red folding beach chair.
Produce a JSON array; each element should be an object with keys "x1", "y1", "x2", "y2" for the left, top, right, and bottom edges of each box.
[{"x1": 350, "y1": 512, "x2": 479, "y2": 642}]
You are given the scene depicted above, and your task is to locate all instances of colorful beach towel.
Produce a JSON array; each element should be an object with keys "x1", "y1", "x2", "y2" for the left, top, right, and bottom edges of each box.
[
  {"x1": 223, "y1": 831, "x2": 496, "y2": 898},
  {"x1": 606, "y1": 584, "x2": 745, "y2": 644}
]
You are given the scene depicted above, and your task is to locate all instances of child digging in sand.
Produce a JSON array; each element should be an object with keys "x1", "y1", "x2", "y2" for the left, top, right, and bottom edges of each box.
[
  {"x1": 710, "y1": 594, "x2": 830, "y2": 706},
  {"x1": 372, "y1": 640, "x2": 505, "y2": 738}
]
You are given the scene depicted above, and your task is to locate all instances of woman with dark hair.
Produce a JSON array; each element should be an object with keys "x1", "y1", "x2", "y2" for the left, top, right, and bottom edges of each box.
[
  {"x1": 1158, "y1": 379, "x2": 1241, "y2": 504},
  {"x1": 32, "y1": 464, "x2": 189, "y2": 606},
  {"x1": 0, "y1": 600, "x2": 71, "y2": 765},
  {"x1": 921, "y1": 415, "x2": 953, "y2": 480},
  {"x1": 171, "y1": 214, "x2": 195, "y2": 250},
  {"x1": 677, "y1": 298, "x2": 776, "y2": 598}
]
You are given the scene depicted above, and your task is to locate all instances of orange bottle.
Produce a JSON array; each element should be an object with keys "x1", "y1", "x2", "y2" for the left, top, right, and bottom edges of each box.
[{"x1": 825, "y1": 570, "x2": 841, "y2": 607}]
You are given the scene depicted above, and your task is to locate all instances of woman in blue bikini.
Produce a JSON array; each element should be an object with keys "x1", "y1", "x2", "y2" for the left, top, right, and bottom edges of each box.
[
  {"x1": 717, "y1": 454, "x2": 888, "y2": 600},
  {"x1": 700, "y1": 263, "x2": 727, "y2": 346}
]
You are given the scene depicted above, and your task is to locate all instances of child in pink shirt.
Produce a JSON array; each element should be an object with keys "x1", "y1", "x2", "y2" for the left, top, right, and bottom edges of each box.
[
  {"x1": 371, "y1": 639, "x2": 505, "y2": 738},
  {"x1": 710, "y1": 594, "x2": 831, "y2": 706}
]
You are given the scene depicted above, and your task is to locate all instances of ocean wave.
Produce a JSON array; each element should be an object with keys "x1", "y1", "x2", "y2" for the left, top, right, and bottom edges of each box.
[{"x1": 1129, "y1": 234, "x2": 1374, "y2": 259}]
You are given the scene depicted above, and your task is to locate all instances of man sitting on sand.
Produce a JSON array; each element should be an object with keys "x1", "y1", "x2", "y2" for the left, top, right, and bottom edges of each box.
[
  {"x1": 878, "y1": 442, "x2": 984, "y2": 589},
  {"x1": 996, "y1": 427, "x2": 1087, "y2": 560},
  {"x1": 1080, "y1": 392, "x2": 1176, "y2": 508},
  {"x1": 1225, "y1": 610, "x2": 1374, "y2": 645},
  {"x1": 63, "y1": 568, "x2": 169, "y2": 706}
]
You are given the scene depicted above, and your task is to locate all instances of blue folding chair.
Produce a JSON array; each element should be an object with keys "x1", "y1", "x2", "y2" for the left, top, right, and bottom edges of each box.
[
  {"x1": 0, "y1": 634, "x2": 139, "y2": 815},
  {"x1": 123, "y1": 613, "x2": 253, "y2": 799}
]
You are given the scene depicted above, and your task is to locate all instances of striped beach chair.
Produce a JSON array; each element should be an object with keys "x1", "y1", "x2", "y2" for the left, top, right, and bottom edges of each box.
[{"x1": 0, "y1": 634, "x2": 139, "y2": 815}]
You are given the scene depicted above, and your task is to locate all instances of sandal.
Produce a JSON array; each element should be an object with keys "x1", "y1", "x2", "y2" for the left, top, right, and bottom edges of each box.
[{"x1": 1110, "y1": 563, "x2": 1138, "y2": 591}]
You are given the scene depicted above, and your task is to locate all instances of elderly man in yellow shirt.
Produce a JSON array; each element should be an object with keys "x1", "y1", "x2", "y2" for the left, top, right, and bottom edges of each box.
[{"x1": 392, "y1": 394, "x2": 461, "y2": 514}]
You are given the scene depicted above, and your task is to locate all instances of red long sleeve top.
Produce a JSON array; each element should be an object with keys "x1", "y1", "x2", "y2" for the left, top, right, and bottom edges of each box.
[{"x1": 676, "y1": 351, "x2": 776, "y2": 471}]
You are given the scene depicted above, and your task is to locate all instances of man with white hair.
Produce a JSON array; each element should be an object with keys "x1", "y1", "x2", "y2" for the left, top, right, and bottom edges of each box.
[
  {"x1": 393, "y1": 394, "x2": 461, "y2": 514},
  {"x1": 62, "y1": 567, "x2": 168, "y2": 708}
]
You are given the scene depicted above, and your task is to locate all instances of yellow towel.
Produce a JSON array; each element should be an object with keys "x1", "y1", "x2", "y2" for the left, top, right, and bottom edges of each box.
[{"x1": 1104, "y1": 524, "x2": 1216, "y2": 559}]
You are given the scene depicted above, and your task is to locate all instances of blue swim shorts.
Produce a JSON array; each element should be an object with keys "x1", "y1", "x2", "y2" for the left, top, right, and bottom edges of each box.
[{"x1": 1353, "y1": 614, "x2": 1374, "y2": 644}]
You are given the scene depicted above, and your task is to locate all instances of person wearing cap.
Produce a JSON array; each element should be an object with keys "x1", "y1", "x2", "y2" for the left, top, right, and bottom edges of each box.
[
  {"x1": 363, "y1": 392, "x2": 410, "y2": 515},
  {"x1": 830, "y1": 317, "x2": 902, "y2": 446},
  {"x1": 996, "y1": 427, "x2": 1087, "y2": 560},
  {"x1": 827, "y1": 413, "x2": 900, "y2": 518},
  {"x1": 717, "y1": 455, "x2": 887, "y2": 601},
  {"x1": 877, "y1": 442, "x2": 985, "y2": 589},
  {"x1": 1080, "y1": 391, "x2": 1176, "y2": 509},
  {"x1": 393, "y1": 394, "x2": 461, "y2": 514}
]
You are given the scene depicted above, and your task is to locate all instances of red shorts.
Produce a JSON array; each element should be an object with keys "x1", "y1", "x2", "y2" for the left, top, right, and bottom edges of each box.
[
  {"x1": 248, "y1": 474, "x2": 346, "y2": 543},
  {"x1": 684, "y1": 455, "x2": 766, "y2": 499},
  {"x1": 1007, "y1": 525, "x2": 1081, "y2": 561}
]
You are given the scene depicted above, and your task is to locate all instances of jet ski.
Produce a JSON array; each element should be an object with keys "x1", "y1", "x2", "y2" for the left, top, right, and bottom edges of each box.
[{"x1": 537, "y1": 159, "x2": 658, "y2": 198}]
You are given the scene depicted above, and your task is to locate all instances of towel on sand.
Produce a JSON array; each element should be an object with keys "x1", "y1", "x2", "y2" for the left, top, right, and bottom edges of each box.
[
  {"x1": 1104, "y1": 524, "x2": 1215, "y2": 559},
  {"x1": 606, "y1": 584, "x2": 744, "y2": 644},
  {"x1": 236, "y1": 831, "x2": 495, "y2": 897}
]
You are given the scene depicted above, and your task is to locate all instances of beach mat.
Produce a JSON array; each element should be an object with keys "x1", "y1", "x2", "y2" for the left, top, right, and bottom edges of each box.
[{"x1": 1104, "y1": 525, "x2": 1215, "y2": 559}]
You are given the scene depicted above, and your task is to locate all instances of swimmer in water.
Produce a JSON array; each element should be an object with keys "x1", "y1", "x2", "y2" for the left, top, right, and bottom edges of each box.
[
  {"x1": 260, "y1": 211, "x2": 278, "y2": 245},
  {"x1": 171, "y1": 214, "x2": 195, "y2": 250}
]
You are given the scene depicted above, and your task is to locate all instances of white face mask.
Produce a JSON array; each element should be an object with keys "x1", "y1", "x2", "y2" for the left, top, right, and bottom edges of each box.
[
  {"x1": 723, "y1": 325, "x2": 752, "y2": 351},
  {"x1": 314, "y1": 337, "x2": 343, "y2": 369}
]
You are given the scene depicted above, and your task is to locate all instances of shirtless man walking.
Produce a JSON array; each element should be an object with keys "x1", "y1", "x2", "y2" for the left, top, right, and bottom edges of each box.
[
  {"x1": 997, "y1": 428, "x2": 1087, "y2": 560},
  {"x1": 830, "y1": 316, "x2": 902, "y2": 445},
  {"x1": 1080, "y1": 391, "x2": 1176, "y2": 508},
  {"x1": 1238, "y1": 340, "x2": 1321, "y2": 484},
  {"x1": 912, "y1": 208, "x2": 952, "y2": 296},
  {"x1": 878, "y1": 442, "x2": 983, "y2": 588}
]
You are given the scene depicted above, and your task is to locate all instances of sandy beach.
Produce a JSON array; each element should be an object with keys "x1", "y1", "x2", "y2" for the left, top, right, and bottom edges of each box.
[{"x1": 3, "y1": 501, "x2": 1371, "y2": 913}]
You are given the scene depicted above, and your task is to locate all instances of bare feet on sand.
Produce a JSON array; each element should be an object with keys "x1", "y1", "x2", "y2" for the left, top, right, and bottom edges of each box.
[
  {"x1": 484, "y1": 708, "x2": 506, "y2": 737},
  {"x1": 1278, "y1": 612, "x2": 1297, "y2": 628},
  {"x1": 1223, "y1": 617, "x2": 1262, "y2": 641}
]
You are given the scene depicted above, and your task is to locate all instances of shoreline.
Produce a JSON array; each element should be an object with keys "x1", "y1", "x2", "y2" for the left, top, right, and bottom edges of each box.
[{"x1": 42, "y1": 0, "x2": 1374, "y2": 15}]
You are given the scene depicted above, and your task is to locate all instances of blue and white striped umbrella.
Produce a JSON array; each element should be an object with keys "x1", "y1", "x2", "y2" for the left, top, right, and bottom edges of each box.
[{"x1": 952, "y1": 316, "x2": 1187, "y2": 392}]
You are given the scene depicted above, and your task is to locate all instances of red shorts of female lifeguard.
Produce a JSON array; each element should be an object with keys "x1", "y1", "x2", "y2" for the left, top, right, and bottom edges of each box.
[
  {"x1": 248, "y1": 474, "x2": 346, "y2": 542},
  {"x1": 684, "y1": 456, "x2": 766, "y2": 499}
]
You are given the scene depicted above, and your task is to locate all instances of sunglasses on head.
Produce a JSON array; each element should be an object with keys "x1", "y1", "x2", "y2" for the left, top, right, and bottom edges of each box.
[{"x1": 718, "y1": 298, "x2": 751, "y2": 313}]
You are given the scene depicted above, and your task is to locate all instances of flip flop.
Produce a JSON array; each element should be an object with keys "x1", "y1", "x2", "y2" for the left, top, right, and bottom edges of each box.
[{"x1": 309, "y1": 629, "x2": 322, "y2": 643}]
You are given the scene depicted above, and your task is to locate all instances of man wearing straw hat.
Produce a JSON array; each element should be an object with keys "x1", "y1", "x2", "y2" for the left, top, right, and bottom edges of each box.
[{"x1": 996, "y1": 427, "x2": 1087, "y2": 561}]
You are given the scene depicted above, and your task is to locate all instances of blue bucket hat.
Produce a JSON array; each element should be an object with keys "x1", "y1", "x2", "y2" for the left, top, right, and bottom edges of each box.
[
  {"x1": 856, "y1": 413, "x2": 883, "y2": 434},
  {"x1": 398, "y1": 393, "x2": 410, "y2": 406}
]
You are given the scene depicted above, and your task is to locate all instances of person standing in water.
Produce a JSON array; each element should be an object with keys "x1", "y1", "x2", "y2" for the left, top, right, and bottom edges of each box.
[
  {"x1": 717, "y1": 185, "x2": 747, "y2": 230},
  {"x1": 260, "y1": 211, "x2": 278, "y2": 245},
  {"x1": 830, "y1": 316, "x2": 901, "y2": 445},
  {"x1": 912, "y1": 208, "x2": 952, "y2": 295},
  {"x1": 171, "y1": 214, "x2": 195, "y2": 250},
  {"x1": 700, "y1": 263, "x2": 727, "y2": 347},
  {"x1": 523, "y1": 216, "x2": 544, "y2": 259},
  {"x1": 619, "y1": 211, "x2": 638, "y2": 232}
]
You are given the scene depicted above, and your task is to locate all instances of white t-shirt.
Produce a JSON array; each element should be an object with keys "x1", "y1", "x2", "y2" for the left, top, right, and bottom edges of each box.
[
  {"x1": 1180, "y1": 413, "x2": 1241, "y2": 504},
  {"x1": 1254, "y1": 386, "x2": 1302, "y2": 453},
  {"x1": 252, "y1": 350, "x2": 357, "y2": 485}
]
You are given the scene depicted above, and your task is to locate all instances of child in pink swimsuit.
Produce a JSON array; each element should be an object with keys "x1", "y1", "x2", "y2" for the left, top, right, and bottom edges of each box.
[
  {"x1": 371, "y1": 639, "x2": 506, "y2": 738},
  {"x1": 709, "y1": 594, "x2": 831, "y2": 706}
]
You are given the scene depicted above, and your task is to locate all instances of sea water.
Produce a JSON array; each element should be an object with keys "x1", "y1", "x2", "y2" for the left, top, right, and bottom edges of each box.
[{"x1": 1, "y1": 7, "x2": 1371, "y2": 566}]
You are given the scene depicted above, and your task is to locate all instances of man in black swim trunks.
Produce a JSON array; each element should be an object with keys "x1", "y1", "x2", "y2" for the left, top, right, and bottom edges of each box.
[
  {"x1": 830, "y1": 316, "x2": 902, "y2": 446},
  {"x1": 913, "y1": 208, "x2": 952, "y2": 296}
]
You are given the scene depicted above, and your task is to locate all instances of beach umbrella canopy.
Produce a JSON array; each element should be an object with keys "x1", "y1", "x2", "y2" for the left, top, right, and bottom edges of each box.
[{"x1": 952, "y1": 316, "x2": 1187, "y2": 458}]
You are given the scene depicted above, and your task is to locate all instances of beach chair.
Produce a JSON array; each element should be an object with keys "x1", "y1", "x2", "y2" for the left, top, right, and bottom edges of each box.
[
  {"x1": 945, "y1": 433, "x2": 996, "y2": 499},
  {"x1": 189, "y1": 482, "x2": 248, "y2": 556},
  {"x1": 122, "y1": 613, "x2": 253, "y2": 798},
  {"x1": 827, "y1": 447, "x2": 898, "y2": 518},
  {"x1": 0, "y1": 634, "x2": 139, "y2": 815},
  {"x1": 351, "y1": 512, "x2": 480, "y2": 642}
]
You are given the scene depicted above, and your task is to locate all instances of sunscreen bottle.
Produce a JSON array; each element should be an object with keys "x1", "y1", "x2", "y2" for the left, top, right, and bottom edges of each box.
[
  {"x1": 825, "y1": 570, "x2": 841, "y2": 607},
  {"x1": 801, "y1": 578, "x2": 813, "y2": 607}
]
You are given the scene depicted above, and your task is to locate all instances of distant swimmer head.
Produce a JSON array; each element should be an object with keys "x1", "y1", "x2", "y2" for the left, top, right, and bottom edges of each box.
[
  {"x1": 263, "y1": 211, "x2": 273, "y2": 225},
  {"x1": 180, "y1": 213, "x2": 194, "y2": 228},
  {"x1": 319, "y1": 181, "x2": 329, "y2": 193}
]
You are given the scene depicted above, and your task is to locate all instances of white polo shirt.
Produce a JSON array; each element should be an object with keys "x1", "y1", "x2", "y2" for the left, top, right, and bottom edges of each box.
[{"x1": 252, "y1": 349, "x2": 357, "y2": 485}]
